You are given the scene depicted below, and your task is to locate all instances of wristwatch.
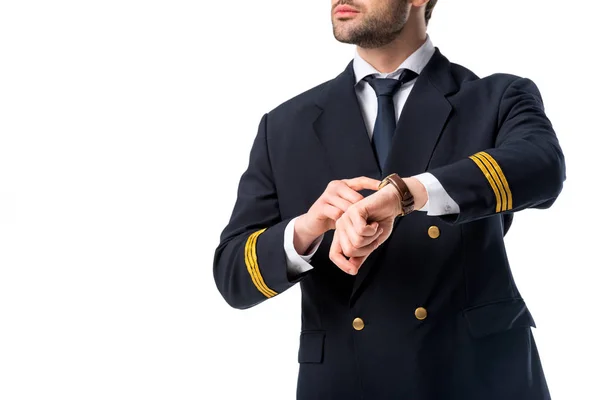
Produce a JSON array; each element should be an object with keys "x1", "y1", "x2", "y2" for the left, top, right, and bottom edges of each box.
[{"x1": 378, "y1": 173, "x2": 415, "y2": 216}]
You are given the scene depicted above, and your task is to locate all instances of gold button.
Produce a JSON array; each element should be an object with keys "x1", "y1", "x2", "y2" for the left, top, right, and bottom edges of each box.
[
  {"x1": 428, "y1": 226, "x2": 440, "y2": 239},
  {"x1": 415, "y1": 307, "x2": 428, "y2": 320},
  {"x1": 352, "y1": 317, "x2": 365, "y2": 331}
]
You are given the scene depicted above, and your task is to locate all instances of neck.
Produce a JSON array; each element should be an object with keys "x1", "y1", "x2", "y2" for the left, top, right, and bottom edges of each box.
[{"x1": 356, "y1": 20, "x2": 427, "y2": 73}]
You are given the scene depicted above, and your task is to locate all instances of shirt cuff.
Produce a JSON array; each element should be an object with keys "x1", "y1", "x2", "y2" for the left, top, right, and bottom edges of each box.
[
  {"x1": 284, "y1": 216, "x2": 323, "y2": 278},
  {"x1": 412, "y1": 172, "x2": 460, "y2": 216}
]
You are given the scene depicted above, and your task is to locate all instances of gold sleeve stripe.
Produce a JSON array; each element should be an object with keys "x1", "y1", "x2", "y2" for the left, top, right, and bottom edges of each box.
[
  {"x1": 477, "y1": 151, "x2": 513, "y2": 210},
  {"x1": 244, "y1": 229, "x2": 274, "y2": 298},
  {"x1": 249, "y1": 230, "x2": 277, "y2": 298},
  {"x1": 469, "y1": 154, "x2": 502, "y2": 213},
  {"x1": 244, "y1": 229, "x2": 275, "y2": 298},
  {"x1": 244, "y1": 228, "x2": 277, "y2": 298},
  {"x1": 244, "y1": 231, "x2": 265, "y2": 296},
  {"x1": 472, "y1": 153, "x2": 508, "y2": 211}
]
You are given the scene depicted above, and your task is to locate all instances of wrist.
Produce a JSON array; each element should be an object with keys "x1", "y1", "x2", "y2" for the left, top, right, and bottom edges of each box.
[
  {"x1": 378, "y1": 173, "x2": 416, "y2": 216},
  {"x1": 380, "y1": 185, "x2": 403, "y2": 216},
  {"x1": 294, "y1": 215, "x2": 322, "y2": 255},
  {"x1": 403, "y1": 177, "x2": 428, "y2": 210}
]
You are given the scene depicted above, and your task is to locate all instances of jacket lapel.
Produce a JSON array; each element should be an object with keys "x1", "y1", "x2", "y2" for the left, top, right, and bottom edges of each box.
[
  {"x1": 350, "y1": 48, "x2": 459, "y2": 303},
  {"x1": 312, "y1": 62, "x2": 381, "y2": 184},
  {"x1": 383, "y1": 48, "x2": 457, "y2": 177}
]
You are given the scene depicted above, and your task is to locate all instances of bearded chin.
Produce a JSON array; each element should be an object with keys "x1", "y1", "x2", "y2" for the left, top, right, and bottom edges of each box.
[
  {"x1": 332, "y1": 1, "x2": 408, "y2": 48},
  {"x1": 334, "y1": 26, "x2": 402, "y2": 49}
]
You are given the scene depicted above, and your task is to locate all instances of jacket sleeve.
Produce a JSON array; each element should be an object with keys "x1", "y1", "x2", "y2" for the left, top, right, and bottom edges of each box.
[
  {"x1": 213, "y1": 113, "x2": 302, "y2": 309},
  {"x1": 428, "y1": 77, "x2": 566, "y2": 225}
]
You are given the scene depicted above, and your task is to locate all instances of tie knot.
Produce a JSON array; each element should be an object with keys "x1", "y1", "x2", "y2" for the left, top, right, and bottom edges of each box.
[{"x1": 364, "y1": 69, "x2": 418, "y2": 97}]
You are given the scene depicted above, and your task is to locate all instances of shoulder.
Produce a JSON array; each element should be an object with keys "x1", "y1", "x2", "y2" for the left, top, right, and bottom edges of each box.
[
  {"x1": 265, "y1": 78, "x2": 333, "y2": 123},
  {"x1": 251, "y1": 74, "x2": 340, "y2": 144},
  {"x1": 452, "y1": 60, "x2": 540, "y2": 95},
  {"x1": 445, "y1": 60, "x2": 543, "y2": 108}
]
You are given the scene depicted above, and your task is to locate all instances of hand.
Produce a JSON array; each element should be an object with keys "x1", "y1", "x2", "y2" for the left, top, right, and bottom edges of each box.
[
  {"x1": 329, "y1": 184, "x2": 402, "y2": 275},
  {"x1": 329, "y1": 177, "x2": 428, "y2": 274},
  {"x1": 294, "y1": 177, "x2": 381, "y2": 255}
]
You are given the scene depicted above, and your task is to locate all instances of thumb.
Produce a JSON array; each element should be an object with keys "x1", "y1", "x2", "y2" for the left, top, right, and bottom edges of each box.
[{"x1": 343, "y1": 176, "x2": 381, "y2": 192}]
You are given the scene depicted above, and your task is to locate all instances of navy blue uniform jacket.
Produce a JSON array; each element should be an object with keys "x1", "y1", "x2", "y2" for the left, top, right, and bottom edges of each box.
[{"x1": 213, "y1": 48, "x2": 565, "y2": 399}]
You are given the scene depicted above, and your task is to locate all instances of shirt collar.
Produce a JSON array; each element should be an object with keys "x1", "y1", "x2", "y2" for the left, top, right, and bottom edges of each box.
[{"x1": 353, "y1": 34, "x2": 435, "y2": 85}]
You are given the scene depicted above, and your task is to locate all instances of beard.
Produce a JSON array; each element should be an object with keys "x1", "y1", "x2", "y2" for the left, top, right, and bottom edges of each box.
[{"x1": 332, "y1": 0, "x2": 410, "y2": 48}]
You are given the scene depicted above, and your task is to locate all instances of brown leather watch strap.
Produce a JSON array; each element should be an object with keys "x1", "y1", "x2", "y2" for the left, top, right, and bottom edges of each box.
[{"x1": 378, "y1": 173, "x2": 415, "y2": 216}]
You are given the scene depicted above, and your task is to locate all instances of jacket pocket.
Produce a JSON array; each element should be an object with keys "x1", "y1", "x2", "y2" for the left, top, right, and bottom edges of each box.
[
  {"x1": 298, "y1": 330, "x2": 325, "y2": 364},
  {"x1": 462, "y1": 298, "x2": 536, "y2": 339}
]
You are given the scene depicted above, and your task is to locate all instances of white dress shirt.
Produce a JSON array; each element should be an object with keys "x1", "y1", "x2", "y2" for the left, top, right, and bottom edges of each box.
[{"x1": 284, "y1": 35, "x2": 459, "y2": 277}]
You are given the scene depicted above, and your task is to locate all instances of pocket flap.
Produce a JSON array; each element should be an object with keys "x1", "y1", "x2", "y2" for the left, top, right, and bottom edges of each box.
[
  {"x1": 298, "y1": 331, "x2": 325, "y2": 364},
  {"x1": 463, "y1": 298, "x2": 536, "y2": 339}
]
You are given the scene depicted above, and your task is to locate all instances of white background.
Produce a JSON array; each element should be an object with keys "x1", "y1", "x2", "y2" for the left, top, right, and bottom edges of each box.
[{"x1": 0, "y1": 0, "x2": 598, "y2": 399}]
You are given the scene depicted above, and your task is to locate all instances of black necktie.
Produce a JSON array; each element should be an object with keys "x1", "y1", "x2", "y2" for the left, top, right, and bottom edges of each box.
[{"x1": 364, "y1": 69, "x2": 419, "y2": 170}]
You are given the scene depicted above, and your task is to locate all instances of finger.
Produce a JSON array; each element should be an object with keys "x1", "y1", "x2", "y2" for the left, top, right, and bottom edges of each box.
[
  {"x1": 347, "y1": 250, "x2": 374, "y2": 273},
  {"x1": 334, "y1": 183, "x2": 364, "y2": 205},
  {"x1": 336, "y1": 220, "x2": 354, "y2": 256},
  {"x1": 345, "y1": 213, "x2": 376, "y2": 247},
  {"x1": 346, "y1": 227, "x2": 383, "y2": 257},
  {"x1": 330, "y1": 231, "x2": 358, "y2": 275},
  {"x1": 346, "y1": 240, "x2": 380, "y2": 258},
  {"x1": 342, "y1": 176, "x2": 381, "y2": 192},
  {"x1": 347, "y1": 205, "x2": 378, "y2": 237},
  {"x1": 322, "y1": 204, "x2": 344, "y2": 222},
  {"x1": 339, "y1": 221, "x2": 383, "y2": 257},
  {"x1": 347, "y1": 228, "x2": 388, "y2": 270},
  {"x1": 348, "y1": 224, "x2": 384, "y2": 249},
  {"x1": 336, "y1": 227, "x2": 356, "y2": 257},
  {"x1": 323, "y1": 193, "x2": 354, "y2": 213}
]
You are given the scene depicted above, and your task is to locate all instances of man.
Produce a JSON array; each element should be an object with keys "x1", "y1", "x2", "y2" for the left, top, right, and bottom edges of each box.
[{"x1": 213, "y1": 0, "x2": 565, "y2": 398}]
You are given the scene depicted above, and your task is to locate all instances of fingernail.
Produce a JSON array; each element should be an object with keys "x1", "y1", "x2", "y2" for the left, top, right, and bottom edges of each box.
[{"x1": 378, "y1": 228, "x2": 384, "y2": 234}]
